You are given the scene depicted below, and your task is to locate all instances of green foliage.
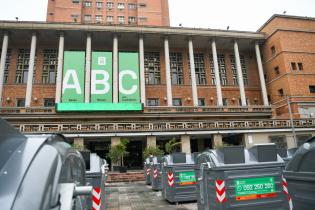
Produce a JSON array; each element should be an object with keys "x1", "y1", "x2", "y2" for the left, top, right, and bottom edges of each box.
[
  {"x1": 72, "y1": 142, "x2": 84, "y2": 151},
  {"x1": 108, "y1": 138, "x2": 129, "y2": 166},
  {"x1": 143, "y1": 146, "x2": 164, "y2": 159},
  {"x1": 165, "y1": 138, "x2": 181, "y2": 154}
]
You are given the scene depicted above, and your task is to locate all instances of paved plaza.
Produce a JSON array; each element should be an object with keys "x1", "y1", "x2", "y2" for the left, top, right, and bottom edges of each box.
[{"x1": 105, "y1": 181, "x2": 197, "y2": 210}]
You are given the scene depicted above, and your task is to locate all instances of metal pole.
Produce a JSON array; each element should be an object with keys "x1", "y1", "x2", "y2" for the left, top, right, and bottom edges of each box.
[{"x1": 287, "y1": 96, "x2": 297, "y2": 147}]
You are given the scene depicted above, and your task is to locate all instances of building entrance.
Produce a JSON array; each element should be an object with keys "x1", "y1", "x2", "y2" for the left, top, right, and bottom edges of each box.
[{"x1": 124, "y1": 140, "x2": 145, "y2": 170}]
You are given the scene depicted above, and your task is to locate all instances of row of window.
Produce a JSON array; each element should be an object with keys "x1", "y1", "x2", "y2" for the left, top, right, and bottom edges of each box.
[
  {"x1": 147, "y1": 97, "x2": 253, "y2": 107},
  {"x1": 81, "y1": 1, "x2": 145, "y2": 9},
  {"x1": 14, "y1": 98, "x2": 55, "y2": 107},
  {"x1": 273, "y1": 62, "x2": 304, "y2": 76},
  {"x1": 0, "y1": 49, "x2": 248, "y2": 86},
  {"x1": 277, "y1": 85, "x2": 315, "y2": 97},
  {"x1": 84, "y1": 15, "x2": 138, "y2": 23}
]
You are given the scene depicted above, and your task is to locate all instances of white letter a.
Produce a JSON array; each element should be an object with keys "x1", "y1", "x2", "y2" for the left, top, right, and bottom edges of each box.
[{"x1": 62, "y1": 69, "x2": 82, "y2": 94}]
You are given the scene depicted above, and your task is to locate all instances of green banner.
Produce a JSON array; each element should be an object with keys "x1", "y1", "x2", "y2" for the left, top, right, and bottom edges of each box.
[
  {"x1": 178, "y1": 171, "x2": 196, "y2": 183},
  {"x1": 234, "y1": 177, "x2": 276, "y2": 196},
  {"x1": 91, "y1": 52, "x2": 113, "y2": 103},
  {"x1": 62, "y1": 51, "x2": 85, "y2": 103},
  {"x1": 119, "y1": 52, "x2": 140, "y2": 103}
]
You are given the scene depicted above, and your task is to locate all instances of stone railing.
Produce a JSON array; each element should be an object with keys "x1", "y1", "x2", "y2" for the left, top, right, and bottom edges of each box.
[{"x1": 13, "y1": 119, "x2": 315, "y2": 134}]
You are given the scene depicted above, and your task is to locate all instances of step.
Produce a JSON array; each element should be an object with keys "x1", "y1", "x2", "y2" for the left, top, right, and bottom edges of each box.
[{"x1": 107, "y1": 170, "x2": 145, "y2": 183}]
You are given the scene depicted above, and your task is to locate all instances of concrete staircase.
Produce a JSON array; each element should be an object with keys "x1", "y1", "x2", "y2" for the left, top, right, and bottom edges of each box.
[{"x1": 107, "y1": 170, "x2": 145, "y2": 183}]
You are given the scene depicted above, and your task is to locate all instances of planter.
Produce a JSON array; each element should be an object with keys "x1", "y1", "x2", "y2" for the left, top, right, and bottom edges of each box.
[{"x1": 119, "y1": 166, "x2": 127, "y2": 173}]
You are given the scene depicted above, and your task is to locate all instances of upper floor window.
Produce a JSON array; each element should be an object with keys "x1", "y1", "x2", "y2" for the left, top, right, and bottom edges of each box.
[
  {"x1": 107, "y1": 16, "x2": 113, "y2": 23},
  {"x1": 209, "y1": 54, "x2": 227, "y2": 86},
  {"x1": 128, "y1": 3, "x2": 136, "y2": 9},
  {"x1": 96, "y1": 2, "x2": 102, "y2": 8},
  {"x1": 44, "y1": 98, "x2": 55, "y2": 107},
  {"x1": 198, "y1": 98, "x2": 205, "y2": 106},
  {"x1": 230, "y1": 55, "x2": 248, "y2": 86},
  {"x1": 173, "y1": 98, "x2": 182, "y2": 106},
  {"x1": 72, "y1": 0, "x2": 80, "y2": 3},
  {"x1": 16, "y1": 49, "x2": 36, "y2": 84},
  {"x1": 309, "y1": 85, "x2": 315, "y2": 93},
  {"x1": 170, "y1": 52, "x2": 184, "y2": 85},
  {"x1": 106, "y1": 2, "x2": 114, "y2": 9},
  {"x1": 16, "y1": 98, "x2": 25, "y2": 107},
  {"x1": 144, "y1": 52, "x2": 160, "y2": 85},
  {"x1": 71, "y1": 14, "x2": 80, "y2": 22},
  {"x1": 84, "y1": 1, "x2": 92, "y2": 7},
  {"x1": 0, "y1": 49, "x2": 12, "y2": 83},
  {"x1": 189, "y1": 53, "x2": 206, "y2": 85},
  {"x1": 128, "y1": 16, "x2": 136, "y2": 23},
  {"x1": 117, "y1": 3, "x2": 125, "y2": 9},
  {"x1": 271, "y1": 46, "x2": 276, "y2": 56},
  {"x1": 291, "y1": 62, "x2": 297, "y2": 70},
  {"x1": 147, "y1": 98, "x2": 160, "y2": 106},
  {"x1": 96, "y1": 15, "x2": 103, "y2": 23},
  {"x1": 278, "y1": 88, "x2": 284, "y2": 97},
  {"x1": 298, "y1": 62, "x2": 303, "y2": 70},
  {"x1": 139, "y1": 3, "x2": 146, "y2": 8},
  {"x1": 42, "y1": 49, "x2": 57, "y2": 84},
  {"x1": 222, "y1": 98, "x2": 228, "y2": 106},
  {"x1": 84, "y1": 15, "x2": 92, "y2": 22},
  {"x1": 139, "y1": 17, "x2": 147, "y2": 22},
  {"x1": 274, "y1": 66, "x2": 280, "y2": 75},
  {"x1": 118, "y1": 16, "x2": 125, "y2": 23}
]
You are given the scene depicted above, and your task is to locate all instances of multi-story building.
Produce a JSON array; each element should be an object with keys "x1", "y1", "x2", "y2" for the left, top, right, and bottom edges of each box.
[
  {"x1": 0, "y1": 15, "x2": 314, "y2": 169},
  {"x1": 46, "y1": 0, "x2": 170, "y2": 26},
  {"x1": 260, "y1": 15, "x2": 315, "y2": 119}
]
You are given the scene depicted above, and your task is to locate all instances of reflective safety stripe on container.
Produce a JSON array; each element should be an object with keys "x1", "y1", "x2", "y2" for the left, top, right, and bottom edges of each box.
[
  {"x1": 146, "y1": 168, "x2": 151, "y2": 176},
  {"x1": 215, "y1": 180, "x2": 226, "y2": 203},
  {"x1": 153, "y1": 169, "x2": 158, "y2": 179},
  {"x1": 168, "y1": 172, "x2": 174, "y2": 187},
  {"x1": 92, "y1": 187, "x2": 101, "y2": 210},
  {"x1": 282, "y1": 177, "x2": 294, "y2": 210}
]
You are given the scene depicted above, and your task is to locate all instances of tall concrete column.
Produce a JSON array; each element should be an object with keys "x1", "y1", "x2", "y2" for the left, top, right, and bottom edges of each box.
[
  {"x1": 211, "y1": 40, "x2": 223, "y2": 106},
  {"x1": 181, "y1": 135, "x2": 191, "y2": 153},
  {"x1": 111, "y1": 136, "x2": 121, "y2": 146},
  {"x1": 188, "y1": 38, "x2": 198, "y2": 106},
  {"x1": 147, "y1": 136, "x2": 156, "y2": 148},
  {"x1": 0, "y1": 33, "x2": 9, "y2": 106},
  {"x1": 55, "y1": 33, "x2": 64, "y2": 104},
  {"x1": 212, "y1": 134, "x2": 223, "y2": 149},
  {"x1": 113, "y1": 35, "x2": 119, "y2": 103},
  {"x1": 84, "y1": 33, "x2": 92, "y2": 103},
  {"x1": 233, "y1": 40, "x2": 246, "y2": 106},
  {"x1": 164, "y1": 37, "x2": 172, "y2": 106},
  {"x1": 255, "y1": 42, "x2": 269, "y2": 106},
  {"x1": 139, "y1": 35, "x2": 146, "y2": 105},
  {"x1": 286, "y1": 134, "x2": 297, "y2": 149},
  {"x1": 25, "y1": 33, "x2": 37, "y2": 107}
]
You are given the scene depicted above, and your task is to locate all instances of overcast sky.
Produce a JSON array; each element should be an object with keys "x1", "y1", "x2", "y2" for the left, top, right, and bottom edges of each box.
[{"x1": 0, "y1": 0, "x2": 314, "y2": 31}]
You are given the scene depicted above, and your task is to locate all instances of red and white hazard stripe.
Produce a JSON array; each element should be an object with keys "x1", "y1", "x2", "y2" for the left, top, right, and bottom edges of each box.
[
  {"x1": 146, "y1": 168, "x2": 151, "y2": 176},
  {"x1": 282, "y1": 177, "x2": 294, "y2": 210},
  {"x1": 168, "y1": 172, "x2": 174, "y2": 187},
  {"x1": 215, "y1": 180, "x2": 226, "y2": 203},
  {"x1": 153, "y1": 168, "x2": 158, "y2": 179},
  {"x1": 92, "y1": 187, "x2": 101, "y2": 210}
]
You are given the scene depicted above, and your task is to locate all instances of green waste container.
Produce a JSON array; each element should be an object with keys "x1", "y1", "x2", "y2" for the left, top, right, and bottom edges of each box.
[
  {"x1": 161, "y1": 152, "x2": 197, "y2": 203},
  {"x1": 196, "y1": 144, "x2": 291, "y2": 210},
  {"x1": 283, "y1": 137, "x2": 315, "y2": 210}
]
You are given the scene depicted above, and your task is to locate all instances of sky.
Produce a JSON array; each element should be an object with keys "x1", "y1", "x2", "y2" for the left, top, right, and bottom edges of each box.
[{"x1": 0, "y1": 0, "x2": 314, "y2": 31}]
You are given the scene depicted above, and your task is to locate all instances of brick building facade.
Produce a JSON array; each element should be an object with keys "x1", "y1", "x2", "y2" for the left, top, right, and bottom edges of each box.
[{"x1": 46, "y1": 0, "x2": 170, "y2": 26}]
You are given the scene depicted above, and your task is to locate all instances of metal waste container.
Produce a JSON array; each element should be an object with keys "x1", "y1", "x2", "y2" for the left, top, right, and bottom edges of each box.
[
  {"x1": 86, "y1": 153, "x2": 106, "y2": 210},
  {"x1": 162, "y1": 152, "x2": 197, "y2": 203},
  {"x1": 150, "y1": 156, "x2": 163, "y2": 191},
  {"x1": 0, "y1": 119, "x2": 91, "y2": 210},
  {"x1": 283, "y1": 137, "x2": 315, "y2": 210},
  {"x1": 144, "y1": 156, "x2": 153, "y2": 185},
  {"x1": 196, "y1": 144, "x2": 291, "y2": 210}
]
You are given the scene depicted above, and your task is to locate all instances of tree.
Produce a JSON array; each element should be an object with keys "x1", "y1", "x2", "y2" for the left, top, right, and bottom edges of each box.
[
  {"x1": 165, "y1": 138, "x2": 181, "y2": 154},
  {"x1": 143, "y1": 146, "x2": 164, "y2": 159},
  {"x1": 108, "y1": 138, "x2": 129, "y2": 166}
]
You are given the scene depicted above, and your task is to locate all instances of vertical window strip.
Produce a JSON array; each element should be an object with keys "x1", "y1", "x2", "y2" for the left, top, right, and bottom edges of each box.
[
  {"x1": 144, "y1": 52, "x2": 161, "y2": 85},
  {"x1": 170, "y1": 52, "x2": 184, "y2": 85},
  {"x1": 42, "y1": 49, "x2": 58, "y2": 84}
]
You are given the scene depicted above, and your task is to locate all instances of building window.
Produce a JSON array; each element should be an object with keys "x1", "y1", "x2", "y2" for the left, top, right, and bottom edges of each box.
[
  {"x1": 95, "y1": 15, "x2": 103, "y2": 23},
  {"x1": 173, "y1": 98, "x2": 182, "y2": 106},
  {"x1": 72, "y1": 0, "x2": 80, "y2": 3},
  {"x1": 309, "y1": 86, "x2": 315, "y2": 93},
  {"x1": 269, "y1": 135, "x2": 287, "y2": 149},
  {"x1": 16, "y1": 49, "x2": 36, "y2": 84},
  {"x1": 230, "y1": 55, "x2": 248, "y2": 86},
  {"x1": 147, "y1": 98, "x2": 160, "y2": 106},
  {"x1": 0, "y1": 49, "x2": 12, "y2": 84},
  {"x1": 298, "y1": 62, "x2": 303, "y2": 70},
  {"x1": 84, "y1": 1, "x2": 92, "y2": 7},
  {"x1": 170, "y1": 53, "x2": 184, "y2": 85},
  {"x1": 297, "y1": 134, "x2": 312, "y2": 147},
  {"x1": 278, "y1": 88, "x2": 284, "y2": 97},
  {"x1": 271, "y1": 46, "x2": 276, "y2": 56},
  {"x1": 198, "y1": 98, "x2": 205, "y2": 106},
  {"x1": 16, "y1": 98, "x2": 25, "y2": 107},
  {"x1": 139, "y1": 17, "x2": 147, "y2": 22},
  {"x1": 96, "y1": 2, "x2": 102, "y2": 8},
  {"x1": 209, "y1": 54, "x2": 227, "y2": 86},
  {"x1": 222, "y1": 98, "x2": 228, "y2": 106},
  {"x1": 291, "y1": 62, "x2": 297, "y2": 70},
  {"x1": 118, "y1": 16, "x2": 125, "y2": 23},
  {"x1": 71, "y1": 14, "x2": 79, "y2": 22},
  {"x1": 84, "y1": 15, "x2": 92, "y2": 22},
  {"x1": 117, "y1": 3, "x2": 124, "y2": 9},
  {"x1": 128, "y1": 3, "x2": 136, "y2": 9},
  {"x1": 106, "y1": 2, "x2": 114, "y2": 9},
  {"x1": 44, "y1": 98, "x2": 55, "y2": 107},
  {"x1": 189, "y1": 53, "x2": 206, "y2": 85},
  {"x1": 139, "y1": 3, "x2": 146, "y2": 8},
  {"x1": 42, "y1": 49, "x2": 57, "y2": 84},
  {"x1": 107, "y1": 16, "x2": 113, "y2": 23},
  {"x1": 144, "y1": 52, "x2": 160, "y2": 85},
  {"x1": 128, "y1": 16, "x2": 136, "y2": 24},
  {"x1": 274, "y1": 66, "x2": 280, "y2": 75}
]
